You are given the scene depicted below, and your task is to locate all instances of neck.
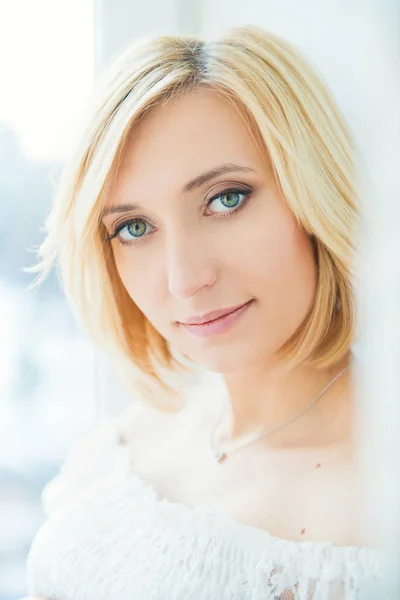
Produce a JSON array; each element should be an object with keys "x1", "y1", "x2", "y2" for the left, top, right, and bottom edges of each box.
[{"x1": 216, "y1": 350, "x2": 354, "y2": 450}]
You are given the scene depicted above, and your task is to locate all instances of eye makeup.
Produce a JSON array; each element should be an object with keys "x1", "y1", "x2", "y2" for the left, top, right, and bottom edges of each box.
[{"x1": 104, "y1": 184, "x2": 254, "y2": 248}]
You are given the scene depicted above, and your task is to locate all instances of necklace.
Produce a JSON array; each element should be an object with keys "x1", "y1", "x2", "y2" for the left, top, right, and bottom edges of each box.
[{"x1": 209, "y1": 364, "x2": 351, "y2": 462}]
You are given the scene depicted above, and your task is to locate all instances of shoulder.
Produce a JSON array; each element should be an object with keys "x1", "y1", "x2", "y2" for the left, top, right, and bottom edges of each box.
[
  {"x1": 41, "y1": 381, "x2": 221, "y2": 516},
  {"x1": 113, "y1": 400, "x2": 189, "y2": 472},
  {"x1": 41, "y1": 417, "x2": 123, "y2": 516},
  {"x1": 40, "y1": 398, "x2": 161, "y2": 517},
  {"x1": 115, "y1": 381, "x2": 221, "y2": 453},
  {"x1": 40, "y1": 396, "x2": 190, "y2": 516}
]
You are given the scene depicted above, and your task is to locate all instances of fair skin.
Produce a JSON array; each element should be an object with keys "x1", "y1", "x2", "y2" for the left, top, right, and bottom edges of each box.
[{"x1": 99, "y1": 88, "x2": 366, "y2": 547}]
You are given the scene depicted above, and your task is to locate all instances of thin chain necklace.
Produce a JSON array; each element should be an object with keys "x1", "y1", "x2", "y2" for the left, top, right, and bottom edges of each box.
[{"x1": 209, "y1": 364, "x2": 351, "y2": 462}]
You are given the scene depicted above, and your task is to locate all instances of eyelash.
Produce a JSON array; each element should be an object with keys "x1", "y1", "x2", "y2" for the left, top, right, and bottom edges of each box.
[{"x1": 105, "y1": 186, "x2": 253, "y2": 248}]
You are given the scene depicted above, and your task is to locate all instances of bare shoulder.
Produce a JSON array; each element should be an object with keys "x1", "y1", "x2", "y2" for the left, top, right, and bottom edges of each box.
[
  {"x1": 114, "y1": 383, "x2": 218, "y2": 457},
  {"x1": 115, "y1": 389, "x2": 197, "y2": 445}
]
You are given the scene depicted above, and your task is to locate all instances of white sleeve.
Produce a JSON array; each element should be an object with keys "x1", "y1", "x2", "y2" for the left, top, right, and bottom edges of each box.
[{"x1": 25, "y1": 418, "x2": 123, "y2": 599}]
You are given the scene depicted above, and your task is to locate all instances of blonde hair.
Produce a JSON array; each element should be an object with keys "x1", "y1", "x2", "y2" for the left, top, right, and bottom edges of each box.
[{"x1": 26, "y1": 25, "x2": 360, "y2": 410}]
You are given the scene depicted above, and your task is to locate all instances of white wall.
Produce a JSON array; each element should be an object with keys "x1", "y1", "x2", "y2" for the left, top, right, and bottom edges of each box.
[{"x1": 94, "y1": 0, "x2": 203, "y2": 72}]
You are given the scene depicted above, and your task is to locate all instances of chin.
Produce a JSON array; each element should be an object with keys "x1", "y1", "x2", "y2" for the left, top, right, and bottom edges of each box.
[{"x1": 184, "y1": 341, "x2": 273, "y2": 375}]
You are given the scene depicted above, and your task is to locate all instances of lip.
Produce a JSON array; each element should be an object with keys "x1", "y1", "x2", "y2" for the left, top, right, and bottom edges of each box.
[
  {"x1": 181, "y1": 301, "x2": 252, "y2": 325},
  {"x1": 180, "y1": 299, "x2": 254, "y2": 338}
]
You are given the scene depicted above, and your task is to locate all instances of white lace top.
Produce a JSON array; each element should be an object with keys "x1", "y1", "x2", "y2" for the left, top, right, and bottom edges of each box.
[{"x1": 26, "y1": 415, "x2": 382, "y2": 600}]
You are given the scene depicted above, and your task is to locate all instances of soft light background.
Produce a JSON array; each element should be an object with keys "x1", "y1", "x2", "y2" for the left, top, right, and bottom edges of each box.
[
  {"x1": 0, "y1": 0, "x2": 398, "y2": 598},
  {"x1": 0, "y1": 1, "x2": 96, "y2": 598}
]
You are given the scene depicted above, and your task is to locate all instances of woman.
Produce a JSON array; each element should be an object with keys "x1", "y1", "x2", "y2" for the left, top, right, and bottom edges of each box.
[{"x1": 24, "y1": 25, "x2": 381, "y2": 600}]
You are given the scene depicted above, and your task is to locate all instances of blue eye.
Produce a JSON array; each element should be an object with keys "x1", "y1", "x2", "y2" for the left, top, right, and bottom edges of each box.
[
  {"x1": 119, "y1": 219, "x2": 152, "y2": 241},
  {"x1": 207, "y1": 190, "x2": 249, "y2": 214},
  {"x1": 106, "y1": 218, "x2": 154, "y2": 245},
  {"x1": 106, "y1": 186, "x2": 253, "y2": 247}
]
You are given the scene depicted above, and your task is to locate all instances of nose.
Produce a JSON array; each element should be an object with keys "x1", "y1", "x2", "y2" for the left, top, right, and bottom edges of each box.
[{"x1": 165, "y1": 231, "x2": 217, "y2": 299}]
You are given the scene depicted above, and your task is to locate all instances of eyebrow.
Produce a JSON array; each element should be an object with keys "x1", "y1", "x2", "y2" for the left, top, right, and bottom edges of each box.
[{"x1": 100, "y1": 163, "x2": 255, "y2": 220}]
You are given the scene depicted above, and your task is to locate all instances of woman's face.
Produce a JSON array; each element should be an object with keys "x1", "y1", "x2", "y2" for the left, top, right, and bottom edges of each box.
[{"x1": 102, "y1": 89, "x2": 317, "y2": 373}]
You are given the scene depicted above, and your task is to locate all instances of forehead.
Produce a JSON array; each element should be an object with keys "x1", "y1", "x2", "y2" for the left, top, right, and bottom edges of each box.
[{"x1": 111, "y1": 89, "x2": 267, "y2": 193}]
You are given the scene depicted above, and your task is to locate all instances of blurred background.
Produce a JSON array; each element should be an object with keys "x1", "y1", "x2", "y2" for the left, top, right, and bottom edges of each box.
[{"x1": 0, "y1": 0, "x2": 398, "y2": 598}]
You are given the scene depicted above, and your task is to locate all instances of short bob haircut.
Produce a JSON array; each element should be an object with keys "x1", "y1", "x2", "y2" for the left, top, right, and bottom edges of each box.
[{"x1": 27, "y1": 25, "x2": 361, "y2": 410}]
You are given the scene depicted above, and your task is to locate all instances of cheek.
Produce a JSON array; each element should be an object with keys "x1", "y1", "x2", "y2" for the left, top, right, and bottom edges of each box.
[
  {"x1": 113, "y1": 250, "x2": 162, "y2": 319},
  {"x1": 243, "y1": 213, "x2": 317, "y2": 308}
]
